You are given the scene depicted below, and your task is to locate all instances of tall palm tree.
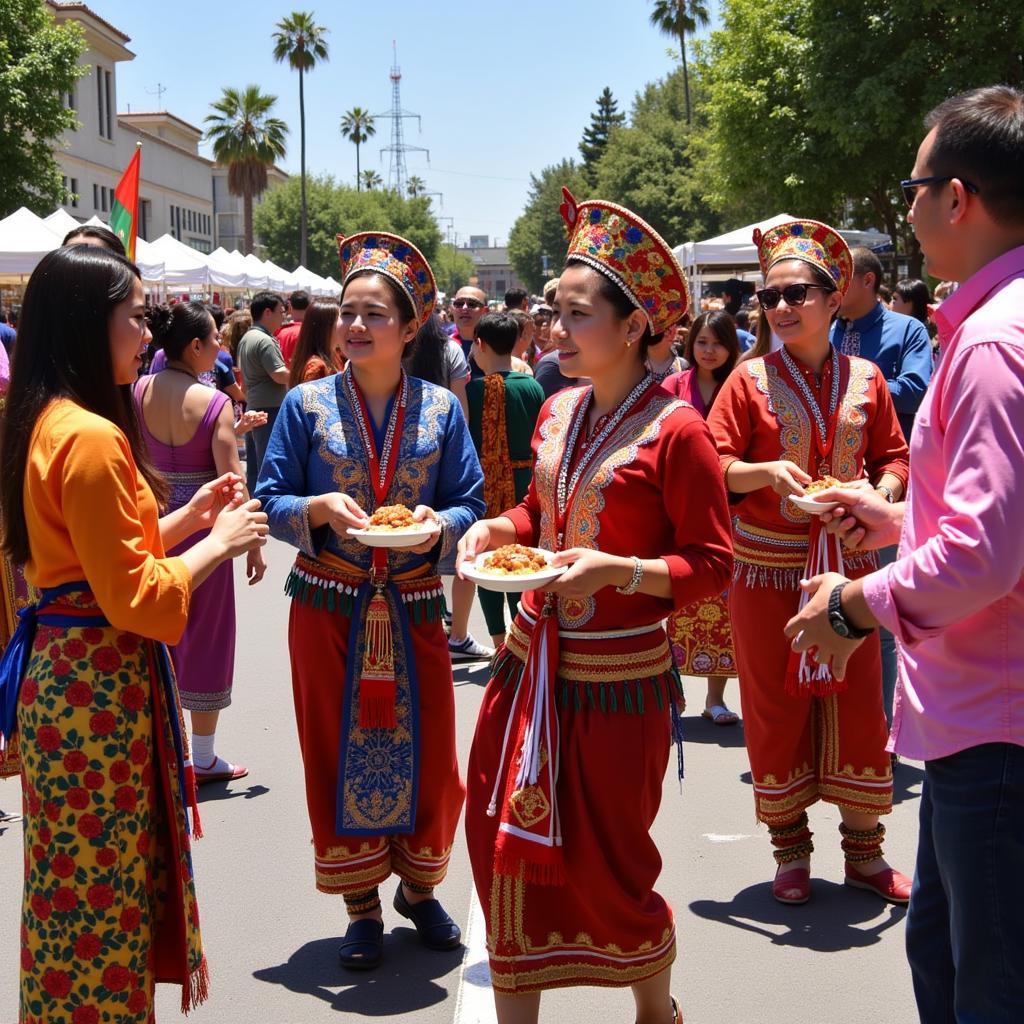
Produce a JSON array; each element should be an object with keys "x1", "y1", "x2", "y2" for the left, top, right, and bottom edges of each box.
[
  {"x1": 649, "y1": 0, "x2": 711, "y2": 124},
  {"x1": 406, "y1": 175, "x2": 426, "y2": 198},
  {"x1": 205, "y1": 85, "x2": 288, "y2": 254},
  {"x1": 340, "y1": 107, "x2": 376, "y2": 190},
  {"x1": 360, "y1": 169, "x2": 383, "y2": 191},
  {"x1": 272, "y1": 11, "x2": 329, "y2": 266}
]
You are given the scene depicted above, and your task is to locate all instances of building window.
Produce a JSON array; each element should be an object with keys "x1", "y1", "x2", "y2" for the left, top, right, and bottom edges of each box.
[
  {"x1": 100, "y1": 186, "x2": 109, "y2": 213},
  {"x1": 139, "y1": 199, "x2": 150, "y2": 240},
  {"x1": 93, "y1": 183, "x2": 99, "y2": 209},
  {"x1": 169, "y1": 204, "x2": 177, "y2": 239},
  {"x1": 96, "y1": 67, "x2": 113, "y2": 139}
]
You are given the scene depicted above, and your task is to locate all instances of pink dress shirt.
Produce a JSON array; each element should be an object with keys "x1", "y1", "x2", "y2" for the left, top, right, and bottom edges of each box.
[{"x1": 863, "y1": 244, "x2": 1024, "y2": 761}]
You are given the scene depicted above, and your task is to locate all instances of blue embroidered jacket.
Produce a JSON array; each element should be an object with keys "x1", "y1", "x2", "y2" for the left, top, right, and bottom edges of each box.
[{"x1": 256, "y1": 373, "x2": 485, "y2": 570}]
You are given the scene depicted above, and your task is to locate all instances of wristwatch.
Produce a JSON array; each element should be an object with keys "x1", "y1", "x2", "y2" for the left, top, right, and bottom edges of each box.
[
  {"x1": 828, "y1": 583, "x2": 874, "y2": 639},
  {"x1": 875, "y1": 484, "x2": 896, "y2": 503}
]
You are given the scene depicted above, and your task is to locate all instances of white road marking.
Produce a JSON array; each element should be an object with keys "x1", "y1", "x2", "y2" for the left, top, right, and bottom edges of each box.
[
  {"x1": 702, "y1": 833, "x2": 752, "y2": 843},
  {"x1": 453, "y1": 890, "x2": 497, "y2": 1024}
]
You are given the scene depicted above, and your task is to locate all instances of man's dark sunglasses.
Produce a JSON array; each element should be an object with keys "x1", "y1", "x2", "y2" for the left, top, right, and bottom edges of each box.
[
  {"x1": 756, "y1": 283, "x2": 835, "y2": 309},
  {"x1": 900, "y1": 175, "x2": 979, "y2": 207},
  {"x1": 452, "y1": 298, "x2": 485, "y2": 309}
]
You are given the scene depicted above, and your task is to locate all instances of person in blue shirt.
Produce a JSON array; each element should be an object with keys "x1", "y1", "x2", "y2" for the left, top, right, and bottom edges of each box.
[
  {"x1": 831, "y1": 246, "x2": 934, "y2": 732},
  {"x1": 733, "y1": 308, "x2": 757, "y2": 352},
  {"x1": 831, "y1": 247, "x2": 933, "y2": 442},
  {"x1": 0, "y1": 309, "x2": 15, "y2": 354}
]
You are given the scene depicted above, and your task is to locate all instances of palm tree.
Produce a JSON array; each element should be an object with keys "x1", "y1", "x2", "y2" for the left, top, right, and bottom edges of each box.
[
  {"x1": 649, "y1": 0, "x2": 711, "y2": 124},
  {"x1": 340, "y1": 107, "x2": 376, "y2": 190},
  {"x1": 272, "y1": 11, "x2": 329, "y2": 266},
  {"x1": 406, "y1": 175, "x2": 426, "y2": 198},
  {"x1": 360, "y1": 169, "x2": 383, "y2": 191},
  {"x1": 205, "y1": 85, "x2": 288, "y2": 254}
]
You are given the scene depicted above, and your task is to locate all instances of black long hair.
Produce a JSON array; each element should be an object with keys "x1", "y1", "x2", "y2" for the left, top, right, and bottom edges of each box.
[
  {"x1": 288, "y1": 301, "x2": 341, "y2": 388},
  {"x1": 893, "y1": 278, "x2": 931, "y2": 325},
  {"x1": 403, "y1": 313, "x2": 452, "y2": 387},
  {"x1": 1, "y1": 245, "x2": 167, "y2": 563},
  {"x1": 685, "y1": 310, "x2": 741, "y2": 383},
  {"x1": 146, "y1": 301, "x2": 214, "y2": 361}
]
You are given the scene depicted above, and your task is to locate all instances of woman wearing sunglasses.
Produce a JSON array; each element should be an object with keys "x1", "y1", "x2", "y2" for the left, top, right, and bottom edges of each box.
[
  {"x1": 459, "y1": 192, "x2": 733, "y2": 1024},
  {"x1": 707, "y1": 220, "x2": 911, "y2": 906}
]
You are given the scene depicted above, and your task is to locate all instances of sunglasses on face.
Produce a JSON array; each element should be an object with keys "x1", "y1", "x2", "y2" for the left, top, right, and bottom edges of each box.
[
  {"x1": 756, "y1": 283, "x2": 835, "y2": 309},
  {"x1": 452, "y1": 298, "x2": 484, "y2": 310},
  {"x1": 900, "y1": 175, "x2": 980, "y2": 207}
]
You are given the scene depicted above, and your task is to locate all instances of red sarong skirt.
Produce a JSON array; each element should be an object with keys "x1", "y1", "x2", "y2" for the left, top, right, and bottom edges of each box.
[
  {"x1": 287, "y1": 559, "x2": 465, "y2": 895},
  {"x1": 729, "y1": 521, "x2": 893, "y2": 826},
  {"x1": 466, "y1": 614, "x2": 681, "y2": 993}
]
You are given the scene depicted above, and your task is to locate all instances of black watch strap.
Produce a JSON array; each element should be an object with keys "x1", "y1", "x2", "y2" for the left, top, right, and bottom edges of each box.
[{"x1": 828, "y1": 582, "x2": 874, "y2": 640}]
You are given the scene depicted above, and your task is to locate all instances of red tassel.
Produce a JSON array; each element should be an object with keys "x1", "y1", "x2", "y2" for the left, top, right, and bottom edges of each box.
[
  {"x1": 358, "y1": 679, "x2": 398, "y2": 730},
  {"x1": 181, "y1": 954, "x2": 210, "y2": 1014},
  {"x1": 184, "y1": 763, "x2": 203, "y2": 840},
  {"x1": 359, "y1": 588, "x2": 397, "y2": 730}
]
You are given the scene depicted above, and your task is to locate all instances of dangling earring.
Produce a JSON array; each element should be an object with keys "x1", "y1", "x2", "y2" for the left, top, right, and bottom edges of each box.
[{"x1": 625, "y1": 340, "x2": 633, "y2": 348}]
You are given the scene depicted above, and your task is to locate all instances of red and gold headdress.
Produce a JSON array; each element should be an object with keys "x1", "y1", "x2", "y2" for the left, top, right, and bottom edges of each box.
[
  {"x1": 753, "y1": 219, "x2": 853, "y2": 296},
  {"x1": 559, "y1": 188, "x2": 689, "y2": 335},
  {"x1": 337, "y1": 231, "x2": 437, "y2": 326}
]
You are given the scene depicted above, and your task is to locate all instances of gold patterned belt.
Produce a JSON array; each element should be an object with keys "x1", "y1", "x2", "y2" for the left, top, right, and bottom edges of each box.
[
  {"x1": 285, "y1": 552, "x2": 446, "y2": 621},
  {"x1": 503, "y1": 614, "x2": 672, "y2": 683}
]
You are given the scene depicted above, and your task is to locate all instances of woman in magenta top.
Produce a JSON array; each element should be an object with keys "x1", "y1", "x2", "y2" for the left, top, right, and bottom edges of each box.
[
  {"x1": 662, "y1": 311, "x2": 742, "y2": 724},
  {"x1": 136, "y1": 302, "x2": 266, "y2": 784}
]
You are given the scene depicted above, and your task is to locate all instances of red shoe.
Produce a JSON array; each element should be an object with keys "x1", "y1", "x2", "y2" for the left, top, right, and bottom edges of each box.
[
  {"x1": 772, "y1": 865, "x2": 811, "y2": 904},
  {"x1": 844, "y1": 862, "x2": 912, "y2": 904},
  {"x1": 670, "y1": 995, "x2": 683, "y2": 1024}
]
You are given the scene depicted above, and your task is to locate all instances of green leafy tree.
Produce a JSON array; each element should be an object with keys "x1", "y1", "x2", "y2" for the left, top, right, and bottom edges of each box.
[
  {"x1": 253, "y1": 173, "x2": 441, "y2": 278},
  {"x1": 205, "y1": 85, "x2": 288, "y2": 254},
  {"x1": 433, "y1": 243, "x2": 477, "y2": 295},
  {"x1": 507, "y1": 159, "x2": 591, "y2": 293},
  {"x1": 340, "y1": 107, "x2": 376, "y2": 190},
  {"x1": 0, "y1": 0, "x2": 86, "y2": 216},
  {"x1": 406, "y1": 175, "x2": 426, "y2": 198},
  {"x1": 360, "y1": 169, "x2": 383, "y2": 191},
  {"x1": 649, "y1": 0, "x2": 711, "y2": 124},
  {"x1": 696, "y1": 0, "x2": 1024, "y2": 278},
  {"x1": 272, "y1": 11, "x2": 329, "y2": 267},
  {"x1": 592, "y1": 68, "x2": 721, "y2": 247},
  {"x1": 579, "y1": 87, "x2": 626, "y2": 174}
]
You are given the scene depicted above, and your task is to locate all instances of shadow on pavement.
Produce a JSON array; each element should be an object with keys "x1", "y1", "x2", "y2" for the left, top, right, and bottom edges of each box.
[
  {"x1": 452, "y1": 662, "x2": 492, "y2": 688},
  {"x1": 253, "y1": 928, "x2": 463, "y2": 1015},
  {"x1": 682, "y1": 714, "x2": 748, "y2": 749},
  {"x1": 197, "y1": 783, "x2": 270, "y2": 803},
  {"x1": 892, "y1": 760, "x2": 924, "y2": 805},
  {"x1": 689, "y1": 879, "x2": 905, "y2": 951}
]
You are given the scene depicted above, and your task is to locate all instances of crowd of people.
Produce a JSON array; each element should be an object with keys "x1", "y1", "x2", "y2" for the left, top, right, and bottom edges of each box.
[{"x1": 0, "y1": 83, "x2": 1021, "y2": 1024}]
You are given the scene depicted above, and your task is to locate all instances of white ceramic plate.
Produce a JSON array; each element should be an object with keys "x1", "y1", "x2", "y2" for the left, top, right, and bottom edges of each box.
[
  {"x1": 349, "y1": 522, "x2": 442, "y2": 548},
  {"x1": 461, "y1": 548, "x2": 567, "y2": 593},
  {"x1": 788, "y1": 494, "x2": 840, "y2": 515}
]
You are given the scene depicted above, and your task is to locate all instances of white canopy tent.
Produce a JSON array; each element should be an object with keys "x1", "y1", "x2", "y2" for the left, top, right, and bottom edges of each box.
[
  {"x1": 0, "y1": 208, "x2": 64, "y2": 277},
  {"x1": 675, "y1": 215, "x2": 892, "y2": 295}
]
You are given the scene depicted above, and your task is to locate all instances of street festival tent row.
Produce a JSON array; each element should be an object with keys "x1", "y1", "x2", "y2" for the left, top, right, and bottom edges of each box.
[
  {"x1": 0, "y1": 207, "x2": 341, "y2": 297},
  {"x1": 674, "y1": 213, "x2": 892, "y2": 295}
]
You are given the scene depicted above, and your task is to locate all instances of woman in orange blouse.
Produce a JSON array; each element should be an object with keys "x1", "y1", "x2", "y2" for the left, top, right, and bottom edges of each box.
[
  {"x1": 287, "y1": 300, "x2": 343, "y2": 388},
  {"x1": 0, "y1": 245, "x2": 268, "y2": 1023},
  {"x1": 707, "y1": 220, "x2": 911, "y2": 907}
]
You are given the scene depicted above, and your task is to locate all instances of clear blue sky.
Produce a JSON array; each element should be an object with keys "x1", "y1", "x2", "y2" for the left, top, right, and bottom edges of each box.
[{"x1": 96, "y1": 0, "x2": 719, "y2": 247}]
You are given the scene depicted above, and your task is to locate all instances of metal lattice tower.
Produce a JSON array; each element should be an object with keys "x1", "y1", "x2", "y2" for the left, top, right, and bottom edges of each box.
[{"x1": 374, "y1": 42, "x2": 429, "y2": 195}]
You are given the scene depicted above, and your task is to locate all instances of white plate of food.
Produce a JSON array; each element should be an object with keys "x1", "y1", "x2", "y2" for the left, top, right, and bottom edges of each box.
[
  {"x1": 788, "y1": 476, "x2": 841, "y2": 515},
  {"x1": 349, "y1": 504, "x2": 442, "y2": 548},
  {"x1": 461, "y1": 544, "x2": 567, "y2": 593}
]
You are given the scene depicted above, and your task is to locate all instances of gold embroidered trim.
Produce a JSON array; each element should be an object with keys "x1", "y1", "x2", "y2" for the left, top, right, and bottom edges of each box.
[{"x1": 488, "y1": 946, "x2": 677, "y2": 993}]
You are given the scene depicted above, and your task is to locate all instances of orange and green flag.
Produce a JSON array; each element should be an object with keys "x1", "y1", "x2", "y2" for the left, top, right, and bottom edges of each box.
[{"x1": 109, "y1": 144, "x2": 141, "y2": 261}]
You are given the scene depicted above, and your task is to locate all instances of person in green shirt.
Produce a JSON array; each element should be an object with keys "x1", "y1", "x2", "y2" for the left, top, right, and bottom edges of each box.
[{"x1": 449, "y1": 313, "x2": 546, "y2": 653}]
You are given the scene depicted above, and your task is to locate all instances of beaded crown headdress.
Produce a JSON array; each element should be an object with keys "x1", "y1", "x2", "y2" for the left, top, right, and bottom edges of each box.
[
  {"x1": 337, "y1": 231, "x2": 437, "y2": 326},
  {"x1": 558, "y1": 188, "x2": 689, "y2": 334},
  {"x1": 753, "y1": 219, "x2": 853, "y2": 296}
]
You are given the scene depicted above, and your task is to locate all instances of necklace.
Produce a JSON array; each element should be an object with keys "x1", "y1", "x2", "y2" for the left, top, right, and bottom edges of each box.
[
  {"x1": 780, "y1": 346, "x2": 840, "y2": 450},
  {"x1": 164, "y1": 365, "x2": 199, "y2": 381},
  {"x1": 344, "y1": 367, "x2": 408, "y2": 495},
  {"x1": 556, "y1": 373, "x2": 654, "y2": 519}
]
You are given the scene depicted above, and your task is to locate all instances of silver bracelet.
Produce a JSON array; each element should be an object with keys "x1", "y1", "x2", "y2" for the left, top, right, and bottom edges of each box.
[{"x1": 615, "y1": 555, "x2": 645, "y2": 595}]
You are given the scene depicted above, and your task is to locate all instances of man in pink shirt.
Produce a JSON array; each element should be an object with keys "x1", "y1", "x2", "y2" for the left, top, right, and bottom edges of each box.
[{"x1": 786, "y1": 86, "x2": 1024, "y2": 1022}]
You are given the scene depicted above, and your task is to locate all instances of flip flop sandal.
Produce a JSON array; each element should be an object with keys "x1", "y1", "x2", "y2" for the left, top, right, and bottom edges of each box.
[
  {"x1": 701, "y1": 704, "x2": 739, "y2": 726},
  {"x1": 338, "y1": 918, "x2": 384, "y2": 970},
  {"x1": 393, "y1": 885, "x2": 462, "y2": 950},
  {"x1": 195, "y1": 758, "x2": 249, "y2": 785}
]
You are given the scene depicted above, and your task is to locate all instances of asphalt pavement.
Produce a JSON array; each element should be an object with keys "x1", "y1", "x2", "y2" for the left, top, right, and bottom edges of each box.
[{"x1": 0, "y1": 536, "x2": 923, "y2": 1023}]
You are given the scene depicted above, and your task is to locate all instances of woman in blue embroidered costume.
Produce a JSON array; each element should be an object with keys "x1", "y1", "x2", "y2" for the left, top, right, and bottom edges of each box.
[
  {"x1": 256, "y1": 231, "x2": 484, "y2": 970},
  {"x1": 459, "y1": 190, "x2": 733, "y2": 1024},
  {"x1": 707, "y1": 219, "x2": 911, "y2": 907},
  {"x1": 0, "y1": 245, "x2": 268, "y2": 1023}
]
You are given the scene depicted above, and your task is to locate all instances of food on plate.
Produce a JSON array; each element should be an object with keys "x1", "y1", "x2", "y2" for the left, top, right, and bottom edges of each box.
[
  {"x1": 365, "y1": 504, "x2": 418, "y2": 531},
  {"x1": 804, "y1": 475, "x2": 840, "y2": 495},
  {"x1": 479, "y1": 544, "x2": 550, "y2": 576}
]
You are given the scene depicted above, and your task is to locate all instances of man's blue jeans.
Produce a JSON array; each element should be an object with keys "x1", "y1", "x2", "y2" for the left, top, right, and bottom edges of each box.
[
  {"x1": 245, "y1": 406, "x2": 279, "y2": 496},
  {"x1": 906, "y1": 742, "x2": 1024, "y2": 1022}
]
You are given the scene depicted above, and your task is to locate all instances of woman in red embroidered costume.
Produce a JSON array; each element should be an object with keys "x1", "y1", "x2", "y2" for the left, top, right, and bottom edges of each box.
[
  {"x1": 663, "y1": 312, "x2": 742, "y2": 725},
  {"x1": 0, "y1": 245, "x2": 268, "y2": 1023},
  {"x1": 459, "y1": 191, "x2": 733, "y2": 1024},
  {"x1": 707, "y1": 219, "x2": 912, "y2": 905},
  {"x1": 256, "y1": 233, "x2": 484, "y2": 971}
]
